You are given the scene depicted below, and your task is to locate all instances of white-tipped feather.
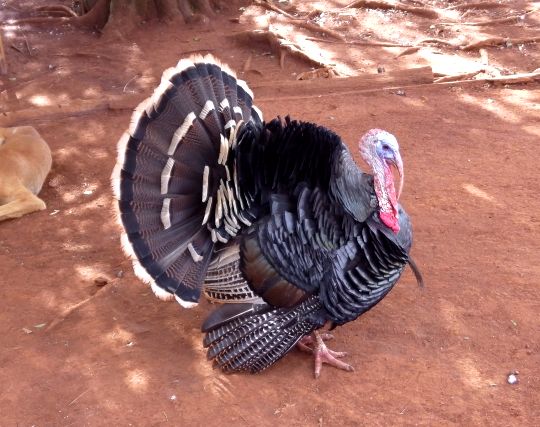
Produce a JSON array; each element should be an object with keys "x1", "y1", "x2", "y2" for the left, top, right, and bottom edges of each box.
[
  {"x1": 120, "y1": 232, "x2": 137, "y2": 260},
  {"x1": 168, "y1": 112, "x2": 196, "y2": 156},
  {"x1": 132, "y1": 259, "x2": 155, "y2": 285},
  {"x1": 161, "y1": 198, "x2": 171, "y2": 229},
  {"x1": 147, "y1": 80, "x2": 174, "y2": 115},
  {"x1": 174, "y1": 294, "x2": 198, "y2": 308},
  {"x1": 251, "y1": 105, "x2": 264, "y2": 122},
  {"x1": 202, "y1": 196, "x2": 212, "y2": 225},
  {"x1": 215, "y1": 190, "x2": 223, "y2": 228},
  {"x1": 128, "y1": 98, "x2": 151, "y2": 137},
  {"x1": 188, "y1": 243, "x2": 204, "y2": 263},
  {"x1": 237, "y1": 78, "x2": 254, "y2": 100},
  {"x1": 202, "y1": 165, "x2": 209, "y2": 202},
  {"x1": 161, "y1": 66, "x2": 179, "y2": 83},
  {"x1": 210, "y1": 228, "x2": 218, "y2": 243},
  {"x1": 233, "y1": 106, "x2": 243, "y2": 118},
  {"x1": 199, "y1": 100, "x2": 215, "y2": 120},
  {"x1": 160, "y1": 157, "x2": 175, "y2": 195},
  {"x1": 218, "y1": 134, "x2": 229, "y2": 165},
  {"x1": 224, "y1": 119, "x2": 236, "y2": 130},
  {"x1": 151, "y1": 281, "x2": 175, "y2": 301},
  {"x1": 219, "y1": 98, "x2": 230, "y2": 111},
  {"x1": 110, "y1": 162, "x2": 123, "y2": 200},
  {"x1": 115, "y1": 131, "x2": 130, "y2": 171},
  {"x1": 175, "y1": 58, "x2": 197, "y2": 74}
]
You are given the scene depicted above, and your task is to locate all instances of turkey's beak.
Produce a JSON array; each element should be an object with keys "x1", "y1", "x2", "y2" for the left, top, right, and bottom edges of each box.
[{"x1": 390, "y1": 153, "x2": 404, "y2": 200}]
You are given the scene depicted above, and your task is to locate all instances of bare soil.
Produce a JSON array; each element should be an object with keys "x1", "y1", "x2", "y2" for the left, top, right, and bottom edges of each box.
[{"x1": 1, "y1": 1, "x2": 539, "y2": 425}]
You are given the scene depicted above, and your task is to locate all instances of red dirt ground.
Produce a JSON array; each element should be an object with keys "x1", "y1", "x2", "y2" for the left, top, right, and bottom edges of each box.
[{"x1": 1, "y1": 1, "x2": 539, "y2": 425}]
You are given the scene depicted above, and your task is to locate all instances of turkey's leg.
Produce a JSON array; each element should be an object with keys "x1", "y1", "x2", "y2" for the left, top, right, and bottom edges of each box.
[{"x1": 298, "y1": 331, "x2": 355, "y2": 378}]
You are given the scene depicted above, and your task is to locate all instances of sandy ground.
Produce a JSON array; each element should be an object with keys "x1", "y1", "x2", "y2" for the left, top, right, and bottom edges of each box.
[{"x1": 1, "y1": 1, "x2": 539, "y2": 425}]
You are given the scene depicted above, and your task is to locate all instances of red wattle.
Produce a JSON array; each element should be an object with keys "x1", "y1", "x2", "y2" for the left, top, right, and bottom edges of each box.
[{"x1": 379, "y1": 211, "x2": 400, "y2": 233}]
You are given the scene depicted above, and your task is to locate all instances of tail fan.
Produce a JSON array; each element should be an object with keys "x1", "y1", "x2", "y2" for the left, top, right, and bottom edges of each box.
[
  {"x1": 111, "y1": 55, "x2": 263, "y2": 307},
  {"x1": 202, "y1": 296, "x2": 326, "y2": 373}
]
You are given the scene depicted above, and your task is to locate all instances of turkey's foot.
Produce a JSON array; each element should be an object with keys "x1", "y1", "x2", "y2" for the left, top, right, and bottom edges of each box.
[
  {"x1": 298, "y1": 331, "x2": 354, "y2": 378},
  {"x1": 296, "y1": 332, "x2": 333, "y2": 353}
]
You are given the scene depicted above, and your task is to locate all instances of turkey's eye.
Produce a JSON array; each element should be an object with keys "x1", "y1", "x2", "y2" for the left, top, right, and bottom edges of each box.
[{"x1": 382, "y1": 144, "x2": 390, "y2": 151}]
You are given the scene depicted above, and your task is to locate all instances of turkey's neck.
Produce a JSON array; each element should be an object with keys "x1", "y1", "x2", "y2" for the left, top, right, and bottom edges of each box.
[{"x1": 330, "y1": 149, "x2": 377, "y2": 224}]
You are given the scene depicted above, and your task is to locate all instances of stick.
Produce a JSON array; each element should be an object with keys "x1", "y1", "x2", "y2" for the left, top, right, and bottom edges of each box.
[
  {"x1": 344, "y1": 0, "x2": 440, "y2": 19},
  {"x1": 0, "y1": 34, "x2": 7, "y2": 75},
  {"x1": 434, "y1": 71, "x2": 483, "y2": 83},
  {"x1": 68, "y1": 389, "x2": 89, "y2": 406},
  {"x1": 461, "y1": 36, "x2": 540, "y2": 51},
  {"x1": 306, "y1": 36, "x2": 410, "y2": 47},
  {"x1": 434, "y1": 71, "x2": 540, "y2": 85}
]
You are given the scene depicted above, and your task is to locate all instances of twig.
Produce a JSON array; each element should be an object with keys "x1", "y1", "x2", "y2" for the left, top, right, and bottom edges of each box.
[
  {"x1": 395, "y1": 46, "x2": 421, "y2": 58},
  {"x1": 415, "y1": 38, "x2": 457, "y2": 47},
  {"x1": 344, "y1": 0, "x2": 440, "y2": 19},
  {"x1": 24, "y1": 36, "x2": 32, "y2": 56},
  {"x1": 123, "y1": 74, "x2": 140, "y2": 92},
  {"x1": 461, "y1": 35, "x2": 540, "y2": 51},
  {"x1": 68, "y1": 389, "x2": 89, "y2": 406},
  {"x1": 434, "y1": 70, "x2": 483, "y2": 83},
  {"x1": 305, "y1": 36, "x2": 410, "y2": 47}
]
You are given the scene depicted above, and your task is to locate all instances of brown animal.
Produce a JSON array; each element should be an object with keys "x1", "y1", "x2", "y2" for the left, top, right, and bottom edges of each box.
[{"x1": 0, "y1": 126, "x2": 52, "y2": 222}]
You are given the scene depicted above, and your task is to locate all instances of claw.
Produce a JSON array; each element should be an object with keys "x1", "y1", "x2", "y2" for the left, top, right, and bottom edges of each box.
[{"x1": 297, "y1": 331, "x2": 354, "y2": 378}]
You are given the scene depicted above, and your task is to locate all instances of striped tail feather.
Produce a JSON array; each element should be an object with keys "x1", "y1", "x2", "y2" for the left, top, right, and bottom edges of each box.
[
  {"x1": 202, "y1": 296, "x2": 327, "y2": 373},
  {"x1": 111, "y1": 54, "x2": 263, "y2": 307}
]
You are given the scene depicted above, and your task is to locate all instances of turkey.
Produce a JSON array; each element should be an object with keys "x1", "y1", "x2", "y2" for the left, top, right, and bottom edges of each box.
[{"x1": 111, "y1": 55, "x2": 423, "y2": 377}]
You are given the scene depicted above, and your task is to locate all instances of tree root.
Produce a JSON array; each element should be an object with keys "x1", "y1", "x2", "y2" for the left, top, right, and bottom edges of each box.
[
  {"x1": 344, "y1": 0, "x2": 440, "y2": 19},
  {"x1": 230, "y1": 29, "x2": 341, "y2": 74},
  {"x1": 1, "y1": 0, "x2": 111, "y2": 30},
  {"x1": 34, "y1": 5, "x2": 78, "y2": 18},
  {"x1": 255, "y1": 0, "x2": 345, "y2": 41}
]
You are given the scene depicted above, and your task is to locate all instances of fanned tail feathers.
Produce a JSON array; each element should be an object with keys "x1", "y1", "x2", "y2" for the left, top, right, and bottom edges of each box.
[
  {"x1": 203, "y1": 296, "x2": 326, "y2": 373},
  {"x1": 111, "y1": 54, "x2": 263, "y2": 306}
]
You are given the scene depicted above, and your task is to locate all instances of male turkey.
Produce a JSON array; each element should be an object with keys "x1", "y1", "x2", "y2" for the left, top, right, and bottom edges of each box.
[{"x1": 111, "y1": 55, "x2": 422, "y2": 377}]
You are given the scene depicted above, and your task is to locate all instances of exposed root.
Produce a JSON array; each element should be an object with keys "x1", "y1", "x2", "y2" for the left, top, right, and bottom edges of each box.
[
  {"x1": 35, "y1": 5, "x2": 78, "y2": 18},
  {"x1": 255, "y1": 0, "x2": 345, "y2": 41},
  {"x1": 230, "y1": 29, "x2": 341, "y2": 75},
  {"x1": 2, "y1": 0, "x2": 111, "y2": 30},
  {"x1": 344, "y1": 0, "x2": 440, "y2": 19},
  {"x1": 415, "y1": 37, "x2": 457, "y2": 47},
  {"x1": 461, "y1": 36, "x2": 540, "y2": 51}
]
